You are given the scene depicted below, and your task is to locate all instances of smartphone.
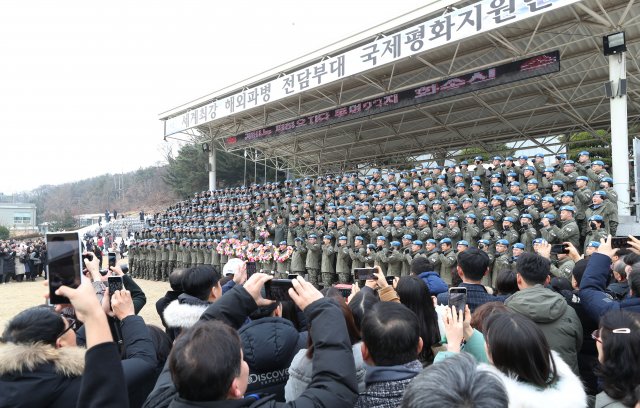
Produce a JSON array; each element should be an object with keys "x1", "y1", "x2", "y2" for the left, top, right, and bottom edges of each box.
[
  {"x1": 108, "y1": 252, "x2": 117, "y2": 268},
  {"x1": 550, "y1": 243, "x2": 569, "y2": 254},
  {"x1": 47, "y1": 232, "x2": 82, "y2": 304},
  {"x1": 264, "y1": 279, "x2": 294, "y2": 301},
  {"x1": 355, "y1": 267, "x2": 376, "y2": 280},
  {"x1": 334, "y1": 283, "x2": 352, "y2": 298},
  {"x1": 246, "y1": 262, "x2": 257, "y2": 278},
  {"x1": 108, "y1": 276, "x2": 124, "y2": 294},
  {"x1": 448, "y1": 287, "x2": 467, "y2": 317},
  {"x1": 611, "y1": 236, "x2": 640, "y2": 249},
  {"x1": 385, "y1": 276, "x2": 395, "y2": 285}
]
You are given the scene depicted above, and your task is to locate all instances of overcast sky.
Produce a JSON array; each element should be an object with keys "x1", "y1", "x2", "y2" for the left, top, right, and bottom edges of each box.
[{"x1": 0, "y1": 0, "x2": 431, "y2": 194}]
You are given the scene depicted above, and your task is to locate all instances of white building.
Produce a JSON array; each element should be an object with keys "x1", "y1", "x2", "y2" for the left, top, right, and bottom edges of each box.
[{"x1": 0, "y1": 203, "x2": 37, "y2": 233}]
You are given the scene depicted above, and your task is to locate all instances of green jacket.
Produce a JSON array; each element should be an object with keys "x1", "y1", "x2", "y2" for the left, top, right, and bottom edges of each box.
[{"x1": 505, "y1": 285, "x2": 583, "y2": 374}]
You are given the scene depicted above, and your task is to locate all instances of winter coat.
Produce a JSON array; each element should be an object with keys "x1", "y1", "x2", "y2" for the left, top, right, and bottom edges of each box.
[
  {"x1": 505, "y1": 285, "x2": 583, "y2": 374},
  {"x1": 0, "y1": 343, "x2": 84, "y2": 408},
  {"x1": 285, "y1": 343, "x2": 366, "y2": 402},
  {"x1": 435, "y1": 332, "x2": 587, "y2": 408},
  {"x1": 162, "y1": 293, "x2": 209, "y2": 338},
  {"x1": 156, "y1": 290, "x2": 181, "y2": 338},
  {"x1": 76, "y1": 342, "x2": 129, "y2": 408},
  {"x1": 595, "y1": 392, "x2": 628, "y2": 408},
  {"x1": 353, "y1": 360, "x2": 422, "y2": 408},
  {"x1": 144, "y1": 286, "x2": 357, "y2": 408},
  {"x1": 437, "y1": 282, "x2": 507, "y2": 313},
  {"x1": 0, "y1": 315, "x2": 157, "y2": 408},
  {"x1": 580, "y1": 253, "x2": 640, "y2": 319},
  {"x1": 417, "y1": 271, "x2": 448, "y2": 296},
  {"x1": 239, "y1": 317, "x2": 305, "y2": 401},
  {"x1": 2, "y1": 251, "x2": 15, "y2": 275},
  {"x1": 480, "y1": 351, "x2": 587, "y2": 408}
]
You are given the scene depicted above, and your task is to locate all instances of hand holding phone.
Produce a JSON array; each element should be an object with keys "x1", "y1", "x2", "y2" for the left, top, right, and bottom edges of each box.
[
  {"x1": 264, "y1": 279, "x2": 294, "y2": 302},
  {"x1": 355, "y1": 267, "x2": 376, "y2": 281},
  {"x1": 550, "y1": 243, "x2": 569, "y2": 254},
  {"x1": 107, "y1": 276, "x2": 124, "y2": 295},
  {"x1": 47, "y1": 232, "x2": 82, "y2": 304},
  {"x1": 611, "y1": 236, "x2": 640, "y2": 249},
  {"x1": 110, "y1": 288, "x2": 135, "y2": 320},
  {"x1": 448, "y1": 287, "x2": 467, "y2": 321}
]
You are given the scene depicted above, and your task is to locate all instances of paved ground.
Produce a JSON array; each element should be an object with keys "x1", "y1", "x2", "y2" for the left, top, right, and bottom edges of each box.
[{"x1": 0, "y1": 275, "x2": 169, "y2": 332}]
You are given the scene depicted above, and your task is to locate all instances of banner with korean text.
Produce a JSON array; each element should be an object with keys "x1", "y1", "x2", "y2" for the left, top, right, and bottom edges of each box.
[
  {"x1": 223, "y1": 51, "x2": 560, "y2": 146},
  {"x1": 163, "y1": 0, "x2": 578, "y2": 137}
]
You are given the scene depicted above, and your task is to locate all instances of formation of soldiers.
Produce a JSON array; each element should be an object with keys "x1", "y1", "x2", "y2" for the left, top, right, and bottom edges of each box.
[{"x1": 128, "y1": 150, "x2": 619, "y2": 288}]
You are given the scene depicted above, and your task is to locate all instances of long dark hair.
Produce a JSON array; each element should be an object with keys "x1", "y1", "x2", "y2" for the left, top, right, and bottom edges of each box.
[
  {"x1": 307, "y1": 296, "x2": 360, "y2": 359},
  {"x1": 484, "y1": 311, "x2": 558, "y2": 388},
  {"x1": 396, "y1": 275, "x2": 440, "y2": 365},
  {"x1": 596, "y1": 310, "x2": 640, "y2": 406}
]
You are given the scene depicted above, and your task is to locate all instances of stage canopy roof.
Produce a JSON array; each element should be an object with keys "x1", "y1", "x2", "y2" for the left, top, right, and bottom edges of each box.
[{"x1": 159, "y1": 0, "x2": 640, "y2": 176}]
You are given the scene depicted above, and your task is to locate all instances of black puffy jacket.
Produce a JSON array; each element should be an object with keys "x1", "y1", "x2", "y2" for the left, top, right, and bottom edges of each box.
[
  {"x1": 2, "y1": 251, "x2": 15, "y2": 274},
  {"x1": 0, "y1": 315, "x2": 156, "y2": 408},
  {"x1": 239, "y1": 317, "x2": 305, "y2": 401}
]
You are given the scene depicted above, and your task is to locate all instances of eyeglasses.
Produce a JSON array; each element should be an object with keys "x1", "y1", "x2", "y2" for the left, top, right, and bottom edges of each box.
[{"x1": 57, "y1": 316, "x2": 77, "y2": 339}]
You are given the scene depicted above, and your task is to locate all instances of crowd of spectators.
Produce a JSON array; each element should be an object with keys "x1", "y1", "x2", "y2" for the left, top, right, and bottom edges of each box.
[
  {"x1": 0, "y1": 238, "x2": 47, "y2": 283},
  {"x1": 2, "y1": 152, "x2": 640, "y2": 408}
]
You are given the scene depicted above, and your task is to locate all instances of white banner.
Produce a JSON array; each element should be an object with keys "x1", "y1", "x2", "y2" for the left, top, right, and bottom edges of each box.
[{"x1": 164, "y1": 0, "x2": 579, "y2": 136}]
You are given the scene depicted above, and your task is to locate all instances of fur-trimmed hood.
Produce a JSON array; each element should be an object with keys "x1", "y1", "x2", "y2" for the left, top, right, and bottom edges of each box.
[
  {"x1": 0, "y1": 342, "x2": 85, "y2": 377},
  {"x1": 162, "y1": 294, "x2": 209, "y2": 329},
  {"x1": 479, "y1": 351, "x2": 587, "y2": 408}
]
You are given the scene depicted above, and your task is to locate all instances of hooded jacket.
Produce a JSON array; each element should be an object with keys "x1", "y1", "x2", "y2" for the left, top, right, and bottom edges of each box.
[
  {"x1": 239, "y1": 317, "x2": 304, "y2": 401},
  {"x1": 417, "y1": 271, "x2": 448, "y2": 296},
  {"x1": 0, "y1": 315, "x2": 157, "y2": 408},
  {"x1": 163, "y1": 293, "x2": 209, "y2": 333},
  {"x1": 580, "y1": 253, "x2": 640, "y2": 320},
  {"x1": 0, "y1": 343, "x2": 84, "y2": 408},
  {"x1": 285, "y1": 343, "x2": 366, "y2": 402},
  {"x1": 505, "y1": 285, "x2": 583, "y2": 374}
]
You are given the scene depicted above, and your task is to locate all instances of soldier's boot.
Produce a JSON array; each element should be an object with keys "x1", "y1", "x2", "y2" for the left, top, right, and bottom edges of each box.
[
  {"x1": 307, "y1": 269, "x2": 320, "y2": 289},
  {"x1": 337, "y1": 273, "x2": 351, "y2": 284},
  {"x1": 321, "y1": 272, "x2": 334, "y2": 289}
]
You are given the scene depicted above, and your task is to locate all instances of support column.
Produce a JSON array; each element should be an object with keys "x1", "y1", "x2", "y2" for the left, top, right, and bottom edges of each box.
[
  {"x1": 208, "y1": 145, "x2": 216, "y2": 191},
  {"x1": 609, "y1": 53, "x2": 631, "y2": 216}
]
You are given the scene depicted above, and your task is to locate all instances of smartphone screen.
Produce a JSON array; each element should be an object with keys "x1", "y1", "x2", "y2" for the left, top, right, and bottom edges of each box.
[
  {"x1": 334, "y1": 283, "x2": 352, "y2": 298},
  {"x1": 448, "y1": 287, "x2": 467, "y2": 317},
  {"x1": 385, "y1": 276, "x2": 395, "y2": 285},
  {"x1": 611, "y1": 236, "x2": 640, "y2": 249},
  {"x1": 246, "y1": 262, "x2": 256, "y2": 278},
  {"x1": 264, "y1": 279, "x2": 294, "y2": 301},
  {"x1": 550, "y1": 243, "x2": 569, "y2": 254},
  {"x1": 47, "y1": 232, "x2": 82, "y2": 304},
  {"x1": 108, "y1": 252, "x2": 117, "y2": 268},
  {"x1": 355, "y1": 268, "x2": 376, "y2": 280},
  {"x1": 108, "y1": 276, "x2": 124, "y2": 294}
]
